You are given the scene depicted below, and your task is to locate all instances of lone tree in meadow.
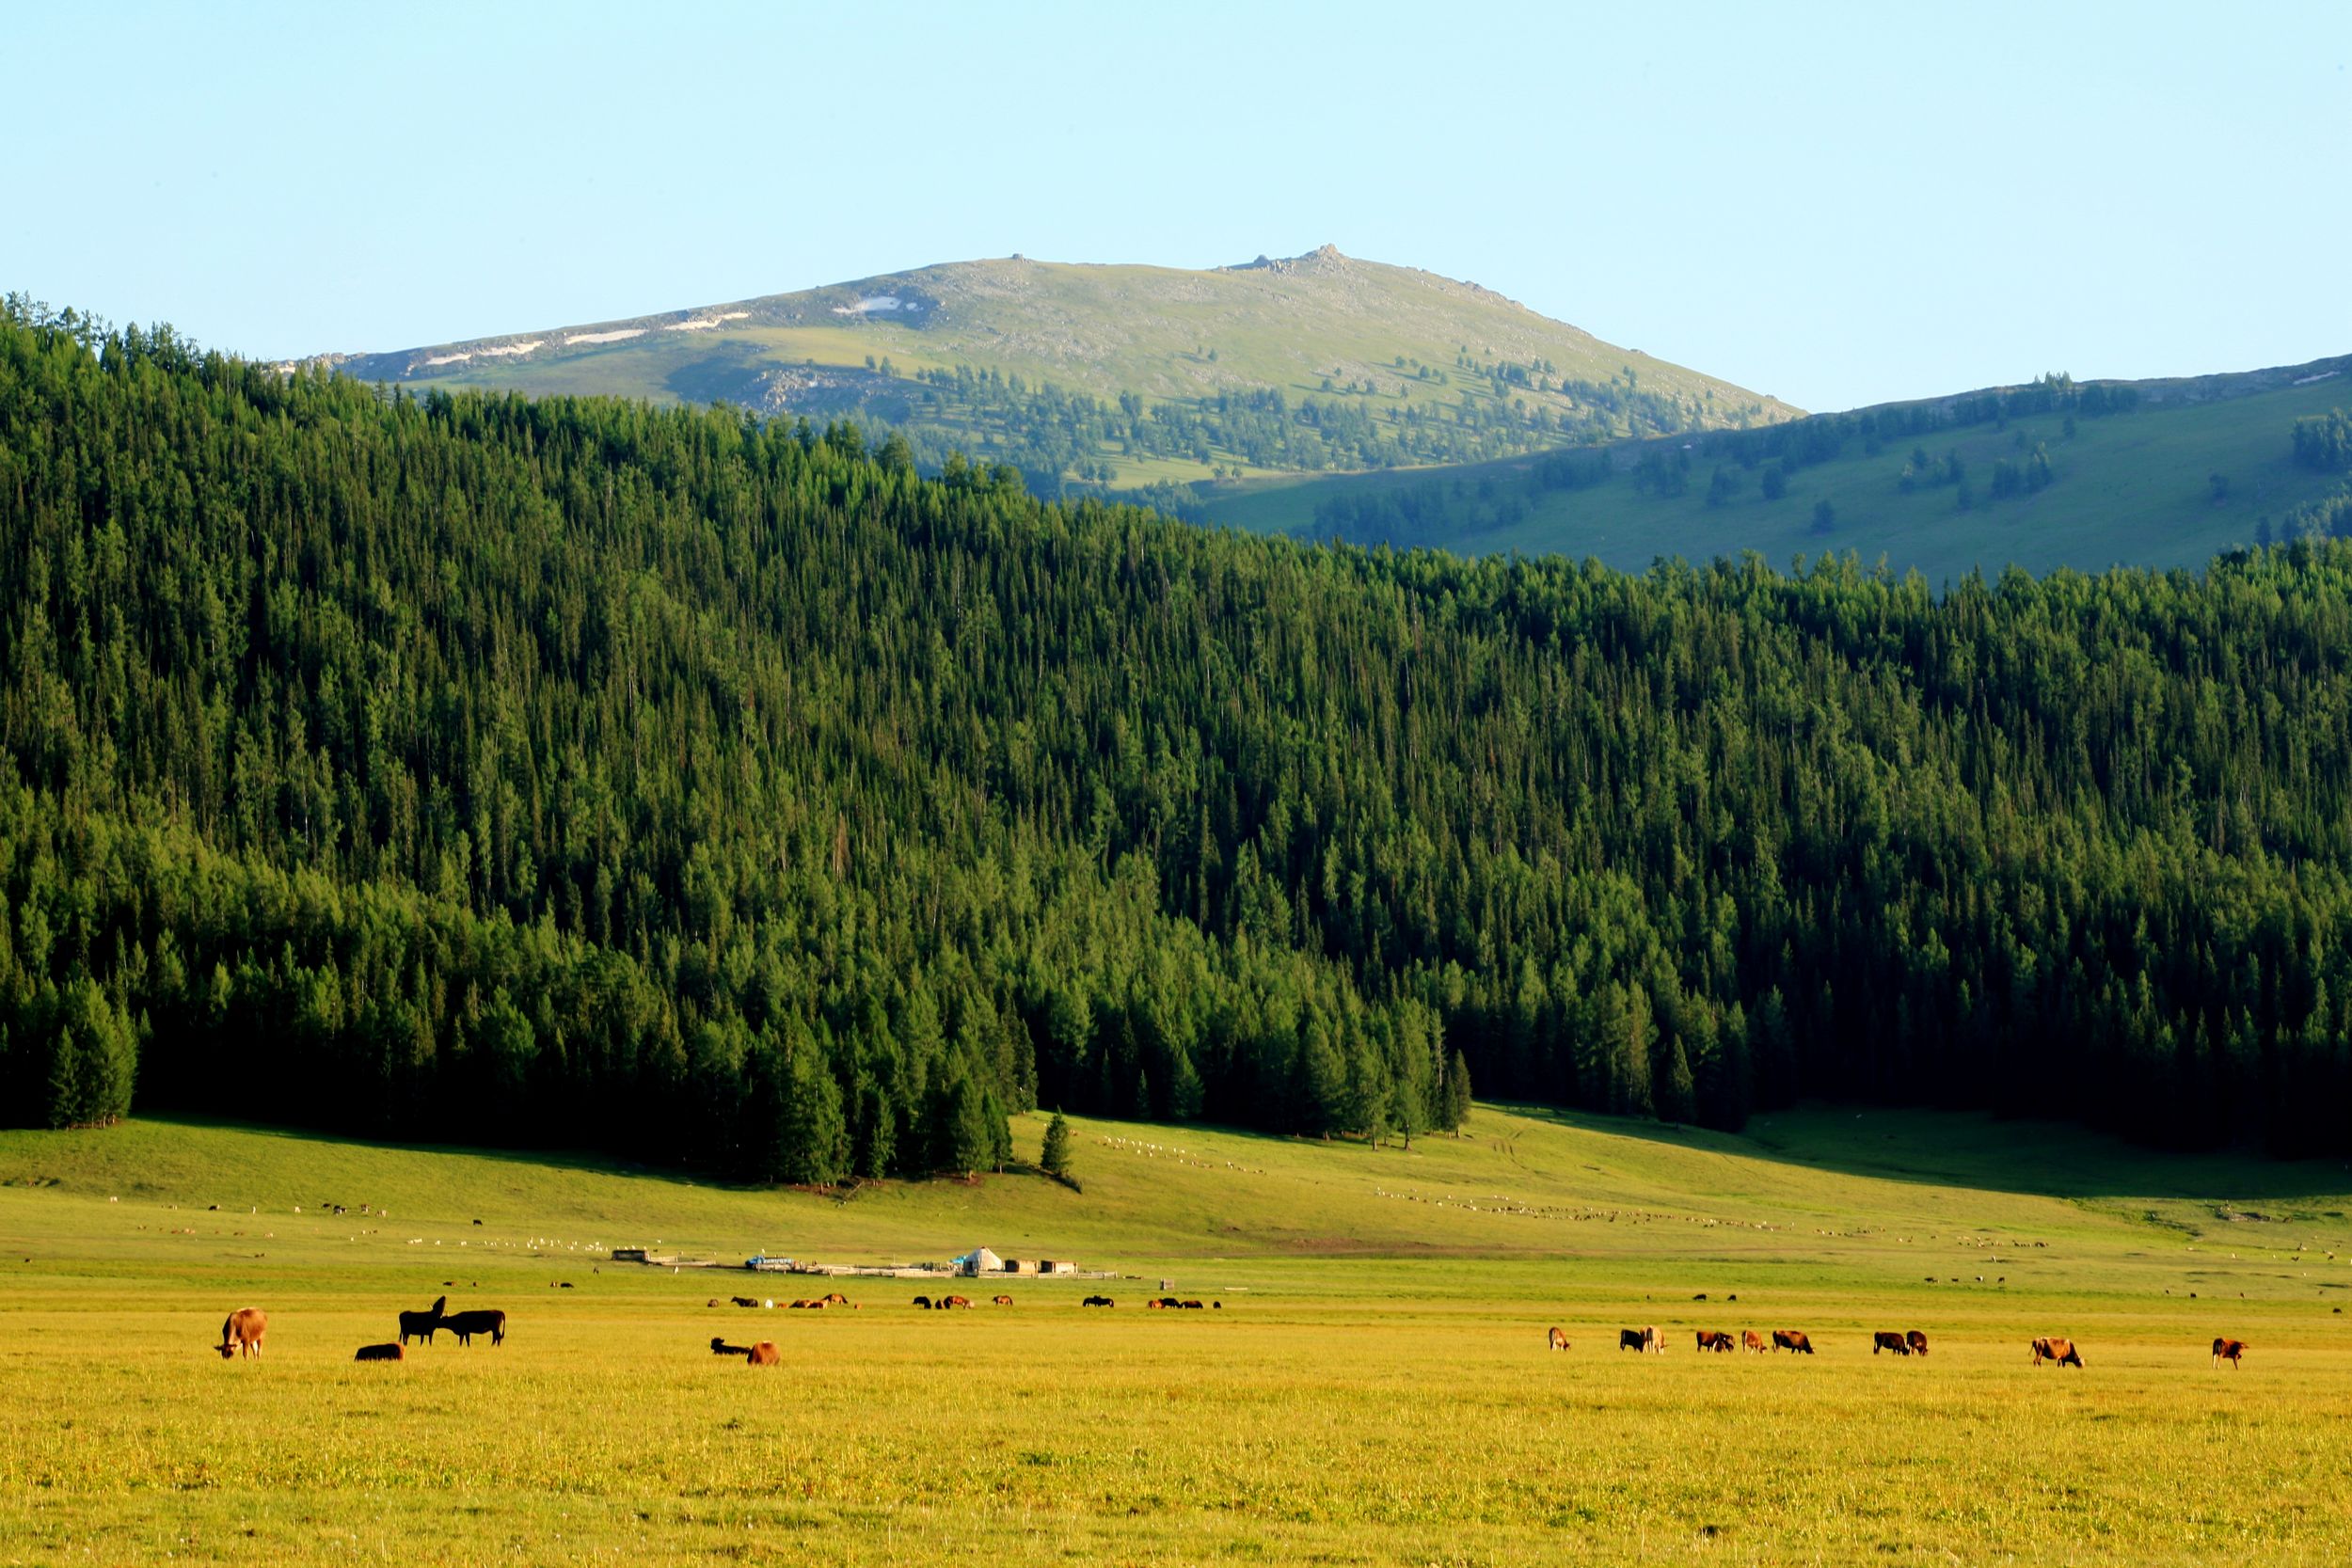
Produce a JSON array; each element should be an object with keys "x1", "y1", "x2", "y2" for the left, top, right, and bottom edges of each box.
[
  {"x1": 1041, "y1": 1110, "x2": 1078, "y2": 1190},
  {"x1": 1442, "y1": 1049, "x2": 1472, "y2": 1134}
]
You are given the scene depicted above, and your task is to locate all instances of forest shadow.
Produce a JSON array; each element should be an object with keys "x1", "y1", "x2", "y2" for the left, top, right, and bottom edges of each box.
[{"x1": 1483, "y1": 1101, "x2": 2352, "y2": 1207}]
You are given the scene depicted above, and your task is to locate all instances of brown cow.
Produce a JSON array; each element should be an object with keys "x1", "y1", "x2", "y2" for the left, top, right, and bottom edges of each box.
[
  {"x1": 444, "y1": 1308, "x2": 505, "y2": 1347},
  {"x1": 993, "y1": 1294, "x2": 1014, "y2": 1307},
  {"x1": 1695, "y1": 1330, "x2": 1735, "y2": 1353},
  {"x1": 217, "y1": 1307, "x2": 267, "y2": 1359},
  {"x1": 819, "y1": 1292, "x2": 850, "y2": 1307},
  {"x1": 1181, "y1": 1299, "x2": 1205, "y2": 1310},
  {"x1": 1147, "y1": 1298, "x2": 1166, "y2": 1310},
  {"x1": 745, "y1": 1341, "x2": 779, "y2": 1367},
  {"x1": 939, "y1": 1294, "x2": 973, "y2": 1310},
  {"x1": 353, "y1": 1342, "x2": 404, "y2": 1362},
  {"x1": 2031, "y1": 1337, "x2": 2084, "y2": 1368},
  {"x1": 1547, "y1": 1326, "x2": 1570, "y2": 1352},
  {"x1": 2212, "y1": 1338, "x2": 2246, "y2": 1369},
  {"x1": 1772, "y1": 1330, "x2": 1814, "y2": 1354},
  {"x1": 1906, "y1": 1330, "x2": 1929, "y2": 1357},
  {"x1": 1741, "y1": 1330, "x2": 1766, "y2": 1354},
  {"x1": 1873, "y1": 1331, "x2": 1911, "y2": 1356}
]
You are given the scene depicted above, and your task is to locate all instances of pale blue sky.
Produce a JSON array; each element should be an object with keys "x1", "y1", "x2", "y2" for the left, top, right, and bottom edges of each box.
[{"x1": 6, "y1": 1, "x2": 2346, "y2": 410}]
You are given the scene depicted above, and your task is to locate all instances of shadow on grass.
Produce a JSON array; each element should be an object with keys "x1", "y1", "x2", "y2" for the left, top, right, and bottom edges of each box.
[{"x1": 1481, "y1": 1099, "x2": 2352, "y2": 1206}]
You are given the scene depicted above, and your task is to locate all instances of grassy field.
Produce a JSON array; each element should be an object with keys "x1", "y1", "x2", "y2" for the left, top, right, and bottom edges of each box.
[
  {"x1": 1199, "y1": 372, "x2": 2352, "y2": 582},
  {"x1": 319, "y1": 249, "x2": 1792, "y2": 485},
  {"x1": 6, "y1": 1104, "x2": 2351, "y2": 1564}
]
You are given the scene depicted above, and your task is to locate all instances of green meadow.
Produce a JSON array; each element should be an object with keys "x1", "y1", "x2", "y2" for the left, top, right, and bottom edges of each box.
[
  {"x1": 6, "y1": 1105, "x2": 2351, "y2": 1564},
  {"x1": 1199, "y1": 373, "x2": 2352, "y2": 581}
]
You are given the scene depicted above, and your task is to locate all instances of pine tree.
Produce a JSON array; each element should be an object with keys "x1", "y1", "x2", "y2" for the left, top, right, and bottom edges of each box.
[
  {"x1": 1041, "y1": 1109, "x2": 1077, "y2": 1189},
  {"x1": 1442, "y1": 1048, "x2": 1472, "y2": 1132},
  {"x1": 780, "y1": 1048, "x2": 850, "y2": 1185}
]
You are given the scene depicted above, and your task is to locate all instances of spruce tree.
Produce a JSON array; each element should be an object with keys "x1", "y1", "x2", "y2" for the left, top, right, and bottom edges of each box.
[
  {"x1": 1442, "y1": 1049, "x2": 1472, "y2": 1132},
  {"x1": 1041, "y1": 1109, "x2": 1076, "y2": 1189}
]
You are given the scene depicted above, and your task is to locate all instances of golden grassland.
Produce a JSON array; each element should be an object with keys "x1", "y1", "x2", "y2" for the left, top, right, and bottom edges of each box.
[{"x1": 5, "y1": 1105, "x2": 2350, "y2": 1565}]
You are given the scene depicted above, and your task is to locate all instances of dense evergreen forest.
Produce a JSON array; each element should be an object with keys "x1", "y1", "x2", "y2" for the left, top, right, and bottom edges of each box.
[
  {"x1": 776, "y1": 355, "x2": 1708, "y2": 500},
  {"x1": 4, "y1": 299, "x2": 2350, "y2": 1178}
]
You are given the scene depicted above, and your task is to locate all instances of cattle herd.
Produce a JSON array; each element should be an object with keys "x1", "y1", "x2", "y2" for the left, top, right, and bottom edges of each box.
[
  {"x1": 208, "y1": 1294, "x2": 510, "y2": 1363},
  {"x1": 1557, "y1": 1323, "x2": 2249, "y2": 1369},
  {"x1": 204, "y1": 1291, "x2": 2241, "y2": 1374}
]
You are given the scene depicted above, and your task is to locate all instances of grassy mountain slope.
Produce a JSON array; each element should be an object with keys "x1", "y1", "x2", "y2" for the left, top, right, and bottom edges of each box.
[
  {"x1": 7, "y1": 1103, "x2": 2347, "y2": 1292},
  {"x1": 1199, "y1": 358, "x2": 2352, "y2": 580},
  {"x1": 313, "y1": 248, "x2": 1797, "y2": 483}
]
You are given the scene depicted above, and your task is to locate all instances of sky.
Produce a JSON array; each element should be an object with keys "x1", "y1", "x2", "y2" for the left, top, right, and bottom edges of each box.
[{"x1": 5, "y1": 1, "x2": 2347, "y2": 412}]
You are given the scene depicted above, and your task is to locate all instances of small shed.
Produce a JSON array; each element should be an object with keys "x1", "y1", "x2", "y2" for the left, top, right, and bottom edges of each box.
[
  {"x1": 612, "y1": 1247, "x2": 648, "y2": 1263},
  {"x1": 1039, "y1": 1258, "x2": 1075, "y2": 1275}
]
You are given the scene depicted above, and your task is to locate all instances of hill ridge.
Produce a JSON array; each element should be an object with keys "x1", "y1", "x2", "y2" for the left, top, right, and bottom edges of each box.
[{"x1": 299, "y1": 250, "x2": 1798, "y2": 489}]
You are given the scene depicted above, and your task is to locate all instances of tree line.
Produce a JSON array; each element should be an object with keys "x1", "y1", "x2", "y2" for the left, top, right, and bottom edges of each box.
[
  {"x1": 773, "y1": 358, "x2": 1725, "y2": 497},
  {"x1": 2, "y1": 299, "x2": 2348, "y2": 1181}
]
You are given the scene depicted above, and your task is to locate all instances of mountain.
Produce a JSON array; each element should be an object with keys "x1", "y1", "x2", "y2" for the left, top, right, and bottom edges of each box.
[
  {"x1": 310, "y1": 247, "x2": 1799, "y2": 489},
  {"x1": 7, "y1": 300, "x2": 2352, "y2": 1173},
  {"x1": 1197, "y1": 356, "x2": 2352, "y2": 580}
]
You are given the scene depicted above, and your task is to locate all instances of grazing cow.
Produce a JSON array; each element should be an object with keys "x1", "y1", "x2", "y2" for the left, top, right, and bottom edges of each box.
[
  {"x1": 1873, "y1": 1331, "x2": 1911, "y2": 1356},
  {"x1": 217, "y1": 1308, "x2": 268, "y2": 1359},
  {"x1": 1742, "y1": 1330, "x2": 1766, "y2": 1354},
  {"x1": 398, "y1": 1294, "x2": 448, "y2": 1345},
  {"x1": 2212, "y1": 1338, "x2": 2247, "y2": 1369},
  {"x1": 710, "y1": 1338, "x2": 752, "y2": 1357},
  {"x1": 1083, "y1": 1295, "x2": 1115, "y2": 1307},
  {"x1": 745, "y1": 1341, "x2": 779, "y2": 1367},
  {"x1": 1772, "y1": 1330, "x2": 1814, "y2": 1354},
  {"x1": 939, "y1": 1294, "x2": 973, "y2": 1310},
  {"x1": 912, "y1": 1295, "x2": 932, "y2": 1309},
  {"x1": 2031, "y1": 1337, "x2": 2084, "y2": 1369},
  {"x1": 1146, "y1": 1299, "x2": 1165, "y2": 1310},
  {"x1": 1695, "y1": 1330, "x2": 1735, "y2": 1353},
  {"x1": 1548, "y1": 1327, "x2": 1570, "y2": 1352},
  {"x1": 444, "y1": 1308, "x2": 506, "y2": 1347},
  {"x1": 730, "y1": 1296, "x2": 761, "y2": 1308},
  {"x1": 1181, "y1": 1299, "x2": 1205, "y2": 1310},
  {"x1": 1906, "y1": 1330, "x2": 1930, "y2": 1357},
  {"x1": 353, "y1": 1342, "x2": 404, "y2": 1362},
  {"x1": 1618, "y1": 1325, "x2": 1661, "y2": 1354},
  {"x1": 820, "y1": 1292, "x2": 850, "y2": 1307},
  {"x1": 993, "y1": 1294, "x2": 1014, "y2": 1307}
]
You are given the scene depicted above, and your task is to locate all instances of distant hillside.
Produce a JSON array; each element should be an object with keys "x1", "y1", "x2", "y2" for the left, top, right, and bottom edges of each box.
[
  {"x1": 310, "y1": 247, "x2": 1798, "y2": 491},
  {"x1": 1198, "y1": 356, "x2": 2352, "y2": 579}
]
